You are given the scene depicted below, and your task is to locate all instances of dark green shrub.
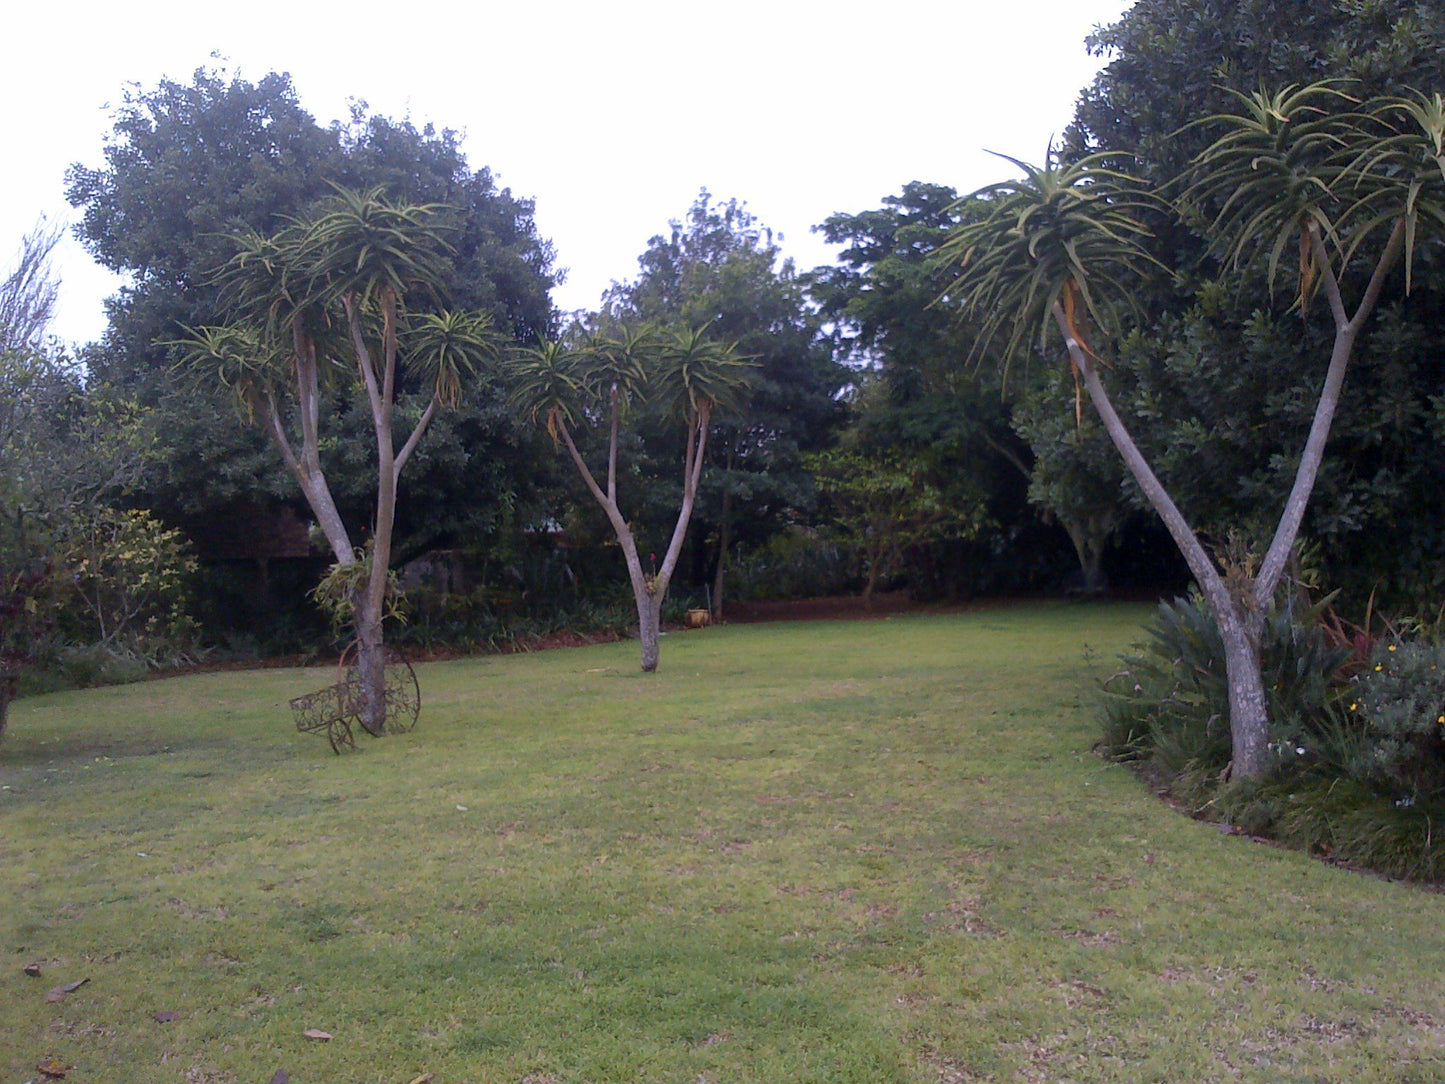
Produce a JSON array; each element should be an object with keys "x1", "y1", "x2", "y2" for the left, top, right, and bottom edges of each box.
[
  {"x1": 1099, "y1": 591, "x2": 1349, "y2": 772},
  {"x1": 1101, "y1": 592, "x2": 1445, "y2": 881},
  {"x1": 1345, "y1": 640, "x2": 1445, "y2": 798},
  {"x1": 727, "y1": 528, "x2": 855, "y2": 602}
]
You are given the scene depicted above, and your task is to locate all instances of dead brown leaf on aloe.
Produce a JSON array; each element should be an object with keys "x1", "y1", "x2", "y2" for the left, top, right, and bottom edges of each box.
[{"x1": 43, "y1": 978, "x2": 89, "y2": 1002}]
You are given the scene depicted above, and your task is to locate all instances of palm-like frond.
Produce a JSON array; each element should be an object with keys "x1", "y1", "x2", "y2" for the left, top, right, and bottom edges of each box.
[
  {"x1": 1179, "y1": 83, "x2": 1361, "y2": 301},
  {"x1": 576, "y1": 323, "x2": 656, "y2": 405},
  {"x1": 172, "y1": 324, "x2": 288, "y2": 422},
  {"x1": 508, "y1": 339, "x2": 583, "y2": 441},
  {"x1": 404, "y1": 310, "x2": 500, "y2": 409},
  {"x1": 652, "y1": 325, "x2": 754, "y2": 418},
  {"x1": 293, "y1": 186, "x2": 452, "y2": 306},
  {"x1": 1335, "y1": 91, "x2": 1445, "y2": 292},
  {"x1": 935, "y1": 150, "x2": 1168, "y2": 372}
]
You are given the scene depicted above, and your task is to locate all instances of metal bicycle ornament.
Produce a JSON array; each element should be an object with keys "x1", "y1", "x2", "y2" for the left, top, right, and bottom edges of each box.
[{"x1": 290, "y1": 643, "x2": 420, "y2": 754}]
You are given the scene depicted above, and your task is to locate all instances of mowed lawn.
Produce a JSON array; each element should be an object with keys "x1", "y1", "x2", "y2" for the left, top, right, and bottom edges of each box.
[{"x1": 3, "y1": 604, "x2": 1444, "y2": 1083}]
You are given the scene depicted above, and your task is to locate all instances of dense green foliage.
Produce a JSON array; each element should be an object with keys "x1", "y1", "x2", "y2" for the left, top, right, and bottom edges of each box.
[
  {"x1": 1057, "y1": 0, "x2": 1445, "y2": 611},
  {"x1": 1101, "y1": 594, "x2": 1445, "y2": 880},
  {"x1": 66, "y1": 69, "x2": 560, "y2": 580},
  {"x1": 1, "y1": 6, "x2": 1439, "y2": 673}
]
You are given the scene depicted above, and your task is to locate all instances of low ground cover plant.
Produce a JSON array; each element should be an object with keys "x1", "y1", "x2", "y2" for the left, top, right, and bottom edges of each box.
[{"x1": 1101, "y1": 592, "x2": 1445, "y2": 879}]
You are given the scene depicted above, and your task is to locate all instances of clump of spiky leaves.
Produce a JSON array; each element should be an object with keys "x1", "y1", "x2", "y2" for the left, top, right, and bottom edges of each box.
[
  {"x1": 1178, "y1": 83, "x2": 1361, "y2": 302},
  {"x1": 934, "y1": 148, "x2": 1170, "y2": 372},
  {"x1": 1103, "y1": 594, "x2": 1445, "y2": 880}
]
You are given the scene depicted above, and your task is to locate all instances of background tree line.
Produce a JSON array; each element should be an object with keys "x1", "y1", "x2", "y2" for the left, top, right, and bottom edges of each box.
[{"x1": 4, "y1": 0, "x2": 1445, "y2": 698}]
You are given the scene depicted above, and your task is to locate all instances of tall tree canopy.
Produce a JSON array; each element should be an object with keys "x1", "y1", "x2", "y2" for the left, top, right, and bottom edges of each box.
[
  {"x1": 813, "y1": 183, "x2": 1090, "y2": 597},
  {"x1": 1067, "y1": 0, "x2": 1445, "y2": 179},
  {"x1": 66, "y1": 68, "x2": 559, "y2": 569}
]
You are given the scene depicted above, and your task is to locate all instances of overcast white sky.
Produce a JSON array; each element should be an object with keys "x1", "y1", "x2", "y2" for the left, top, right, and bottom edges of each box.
[{"x1": 5, "y1": 0, "x2": 1130, "y2": 346}]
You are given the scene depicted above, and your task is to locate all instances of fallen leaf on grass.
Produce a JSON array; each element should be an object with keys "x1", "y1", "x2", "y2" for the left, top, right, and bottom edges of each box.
[
  {"x1": 270, "y1": 1070, "x2": 289, "y2": 1084},
  {"x1": 36, "y1": 1061, "x2": 69, "y2": 1079},
  {"x1": 303, "y1": 1028, "x2": 332, "y2": 1041},
  {"x1": 152, "y1": 1010, "x2": 180, "y2": 1023},
  {"x1": 23, "y1": 962, "x2": 42, "y2": 977},
  {"x1": 43, "y1": 978, "x2": 89, "y2": 1002},
  {"x1": 407, "y1": 1075, "x2": 435, "y2": 1084}
]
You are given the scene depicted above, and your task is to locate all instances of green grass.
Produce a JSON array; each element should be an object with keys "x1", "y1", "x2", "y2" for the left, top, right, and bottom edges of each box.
[{"x1": 3, "y1": 603, "x2": 1444, "y2": 1083}]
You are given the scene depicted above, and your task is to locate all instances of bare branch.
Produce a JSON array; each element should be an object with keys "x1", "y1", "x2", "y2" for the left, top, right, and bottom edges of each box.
[{"x1": 0, "y1": 219, "x2": 63, "y2": 353}]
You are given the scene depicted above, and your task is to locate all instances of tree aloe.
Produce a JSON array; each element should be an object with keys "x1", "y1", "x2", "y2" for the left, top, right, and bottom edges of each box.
[
  {"x1": 180, "y1": 187, "x2": 500, "y2": 734},
  {"x1": 940, "y1": 85, "x2": 1445, "y2": 778},
  {"x1": 508, "y1": 324, "x2": 750, "y2": 672}
]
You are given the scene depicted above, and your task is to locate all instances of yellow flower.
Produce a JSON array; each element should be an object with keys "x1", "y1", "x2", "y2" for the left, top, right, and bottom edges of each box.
[
  {"x1": 1375, "y1": 664, "x2": 1384, "y2": 672},
  {"x1": 1388, "y1": 644, "x2": 1397, "y2": 652},
  {"x1": 1350, "y1": 703, "x2": 1359, "y2": 711}
]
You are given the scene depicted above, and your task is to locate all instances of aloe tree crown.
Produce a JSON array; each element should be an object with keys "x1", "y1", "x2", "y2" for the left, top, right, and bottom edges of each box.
[{"x1": 936, "y1": 149, "x2": 1169, "y2": 370}]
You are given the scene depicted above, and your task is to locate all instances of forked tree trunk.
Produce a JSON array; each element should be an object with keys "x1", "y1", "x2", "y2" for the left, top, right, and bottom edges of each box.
[
  {"x1": 636, "y1": 585, "x2": 664, "y2": 673},
  {"x1": 1052, "y1": 214, "x2": 1402, "y2": 779},
  {"x1": 1056, "y1": 301, "x2": 1272, "y2": 777},
  {"x1": 558, "y1": 403, "x2": 712, "y2": 675}
]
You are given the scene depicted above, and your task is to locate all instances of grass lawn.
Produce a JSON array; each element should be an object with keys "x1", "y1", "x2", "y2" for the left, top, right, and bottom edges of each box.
[{"x1": 3, "y1": 602, "x2": 1444, "y2": 1083}]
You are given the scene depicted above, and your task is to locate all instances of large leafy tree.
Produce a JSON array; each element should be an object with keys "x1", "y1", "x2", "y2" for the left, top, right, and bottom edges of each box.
[
  {"x1": 603, "y1": 192, "x2": 846, "y2": 616},
  {"x1": 814, "y1": 182, "x2": 1107, "y2": 595},
  {"x1": 1061, "y1": 2, "x2": 1445, "y2": 609},
  {"x1": 1067, "y1": 0, "x2": 1445, "y2": 180},
  {"x1": 1, "y1": 230, "x2": 151, "y2": 723},
  {"x1": 941, "y1": 86, "x2": 1445, "y2": 779},
  {"x1": 509, "y1": 325, "x2": 751, "y2": 672},
  {"x1": 806, "y1": 443, "x2": 986, "y2": 609},
  {"x1": 182, "y1": 188, "x2": 501, "y2": 733},
  {"x1": 67, "y1": 69, "x2": 558, "y2": 574}
]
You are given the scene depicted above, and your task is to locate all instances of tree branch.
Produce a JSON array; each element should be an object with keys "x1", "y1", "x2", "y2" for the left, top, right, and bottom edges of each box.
[
  {"x1": 1052, "y1": 301, "x2": 1226, "y2": 603},
  {"x1": 344, "y1": 293, "x2": 384, "y2": 419},
  {"x1": 393, "y1": 395, "x2": 439, "y2": 481},
  {"x1": 1255, "y1": 217, "x2": 1406, "y2": 603}
]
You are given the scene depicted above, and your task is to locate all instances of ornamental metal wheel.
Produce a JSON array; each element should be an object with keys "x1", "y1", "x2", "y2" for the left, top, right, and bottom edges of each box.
[
  {"x1": 338, "y1": 642, "x2": 421, "y2": 735},
  {"x1": 326, "y1": 714, "x2": 357, "y2": 754}
]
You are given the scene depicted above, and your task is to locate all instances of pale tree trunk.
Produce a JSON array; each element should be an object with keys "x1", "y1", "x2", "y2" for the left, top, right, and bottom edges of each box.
[
  {"x1": 346, "y1": 289, "x2": 403, "y2": 736},
  {"x1": 1051, "y1": 217, "x2": 1404, "y2": 780},
  {"x1": 352, "y1": 592, "x2": 387, "y2": 735},
  {"x1": 557, "y1": 402, "x2": 712, "y2": 673},
  {"x1": 1054, "y1": 301, "x2": 1268, "y2": 776}
]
